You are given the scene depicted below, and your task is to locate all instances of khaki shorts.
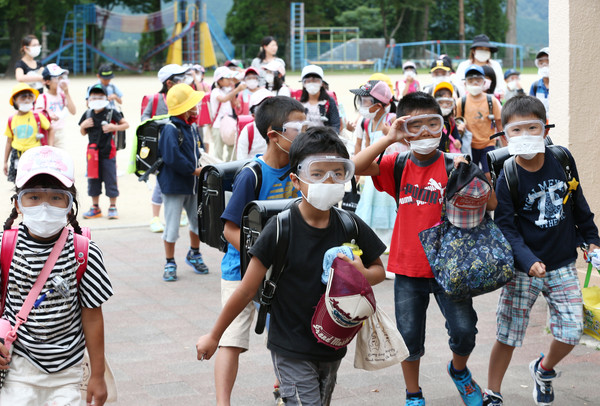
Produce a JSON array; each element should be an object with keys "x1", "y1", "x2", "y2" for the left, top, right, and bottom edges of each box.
[{"x1": 219, "y1": 279, "x2": 256, "y2": 350}]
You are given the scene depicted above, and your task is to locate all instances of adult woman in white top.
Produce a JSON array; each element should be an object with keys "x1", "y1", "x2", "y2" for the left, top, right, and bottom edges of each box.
[
  {"x1": 251, "y1": 36, "x2": 285, "y2": 86},
  {"x1": 455, "y1": 34, "x2": 505, "y2": 97}
]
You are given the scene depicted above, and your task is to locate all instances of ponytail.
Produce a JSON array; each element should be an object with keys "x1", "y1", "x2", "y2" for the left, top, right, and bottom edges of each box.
[{"x1": 3, "y1": 196, "x2": 19, "y2": 230}]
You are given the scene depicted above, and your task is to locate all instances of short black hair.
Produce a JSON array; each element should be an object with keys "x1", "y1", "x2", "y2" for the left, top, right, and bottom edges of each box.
[
  {"x1": 289, "y1": 127, "x2": 349, "y2": 174},
  {"x1": 396, "y1": 91, "x2": 441, "y2": 117},
  {"x1": 254, "y1": 96, "x2": 305, "y2": 142},
  {"x1": 501, "y1": 95, "x2": 546, "y2": 125},
  {"x1": 88, "y1": 87, "x2": 106, "y2": 96}
]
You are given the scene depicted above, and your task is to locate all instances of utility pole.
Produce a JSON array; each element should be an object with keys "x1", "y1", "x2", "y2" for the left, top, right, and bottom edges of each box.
[
  {"x1": 459, "y1": 0, "x2": 465, "y2": 59},
  {"x1": 506, "y1": 0, "x2": 517, "y2": 66}
]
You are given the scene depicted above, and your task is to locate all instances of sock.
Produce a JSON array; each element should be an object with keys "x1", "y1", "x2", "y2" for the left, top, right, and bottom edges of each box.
[
  {"x1": 92, "y1": 204, "x2": 99, "y2": 208},
  {"x1": 166, "y1": 258, "x2": 175, "y2": 264},
  {"x1": 406, "y1": 389, "x2": 423, "y2": 398},
  {"x1": 539, "y1": 358, "x2": 553, "y2": 372},
  {"x1": 450, "y1": 361, "x2": 467, "y2": 376},
  {"x1": 190, "y1": 247, "x2": 200, "y2": 255}
]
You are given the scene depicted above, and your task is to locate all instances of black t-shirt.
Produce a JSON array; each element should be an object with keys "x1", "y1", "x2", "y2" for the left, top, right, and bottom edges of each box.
[
  {"x1": 15, "y1": 60, "x2": 43, "y2": 93},
  {"x1": 78, "y1": 109, "x2": 123, "y2": 159},
  {"x1": 249, "y1": 202, "x2": 386, "y2": 362}
]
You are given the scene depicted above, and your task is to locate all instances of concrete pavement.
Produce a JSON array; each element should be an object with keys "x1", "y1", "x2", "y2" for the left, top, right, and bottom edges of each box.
[{"x1": 94, "y1": 224, "x2": 600, "y2": 406}]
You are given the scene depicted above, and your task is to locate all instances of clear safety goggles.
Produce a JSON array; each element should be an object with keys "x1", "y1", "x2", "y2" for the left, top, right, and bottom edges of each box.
[
  {"x1": 302, "y1": 77, "x2": 322, "y2": 85},
  {"x1": 296, "y1": 156, "x2": 355, "y2": 184},
  {"x1": 491, "y1": 120, "x2": 555, "y2": 140},
  {"x1": 435, "y1": 97, "x2": 454, "y2": 109},
  {"x1": 358, "y1": 96, "x2": 376, "y2": 107},
  {"x1": 403, "y1": 114, "x2": 444, "y2": 137},
  {"x1": 272, "y1": 121, "x2": 313, "y2": 140},
  {"x1": 535, "y1": 57, "x2": 549, "y2": 68},
  {"x1": 465, "y1": 75, "x2": 484, "y2": 86},
  {"x1": 18, "y1": 188, "x2": 73, "y2": 209}
]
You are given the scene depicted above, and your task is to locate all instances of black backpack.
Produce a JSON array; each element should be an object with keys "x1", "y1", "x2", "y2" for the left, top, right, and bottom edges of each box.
[
  {"x1": 239, "y1": 199, "x2": 359, "y2": 334},
  {"x1": 461, "y1": 94, "x2": 497, "y2": 130},
  {"x1": 197, "y1": 160, "x2": 262, "y2": 252},
  {"x1": 134, "y1": 115, "x2": 183, "y2": 182},
  {"x1": 392, "y1": 151, "x2": 460, "y2": 206},
  {"x1": 486, "y1": 142, "x2": 576, "y2": 209}
]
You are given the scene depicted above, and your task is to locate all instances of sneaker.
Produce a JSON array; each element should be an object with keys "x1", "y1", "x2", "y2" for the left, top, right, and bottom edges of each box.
[
  {"x1": 83, "y1": 206, "x2": 102, "y2": 219},
  {"x1": 163, "y1": 262, "x2": 178, "y2": 282},
  {"x1": 107, "y1": 206, "x2": 119, "y2": 220},
  {"x1": 529, "y1": 354, "x2": 560, "y2": 406},
  {"x1": 273, "y1": 386, "x2": 284, "y2": 406},
  {"x1": 405, "y1": 395, "x2": 426, "y2": 406},
  {"x1": 180, "y1": 211, "x2": 189, "y2": 227},
  {"x1": 186, "y1": 250, "x2": 209, "y2": 274},
  {"x1": 149, "y1": 216, "x2": 164, "y2": 233},
  {"x1": 447, "y1": 361, "x2": 483, "y2": 406},
  {"x1": 482, "y1": 389, "x2": 503, "y2": 405}
]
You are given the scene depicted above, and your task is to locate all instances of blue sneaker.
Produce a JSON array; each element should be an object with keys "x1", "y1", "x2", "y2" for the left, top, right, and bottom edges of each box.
[
  {"x1": 163, "y1": 262, "x2": 178, "y2": 282},
  {"x1": 186, "y1": 250, "x2": 209, "y2": 274},
  {"x1": 447, "y1": 361, "x2": 483, "y2": 406},
  {"x1": 405, "y1": 395, "x2": 425, "y2": 406},
  {"x1": 482, "y1": 389, "x2": 503, "y2": 405},
  {"x1": 529, "y1": 354, "x2": 560, "y2": 406}
]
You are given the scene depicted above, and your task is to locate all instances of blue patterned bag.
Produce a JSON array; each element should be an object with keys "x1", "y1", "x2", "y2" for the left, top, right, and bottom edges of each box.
[{"x1": 419, "y1": 214, "x2": 515, "y2": 301}]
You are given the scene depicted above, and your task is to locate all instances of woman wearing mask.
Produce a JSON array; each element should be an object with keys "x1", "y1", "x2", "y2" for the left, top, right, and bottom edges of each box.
[
  {"x1": 235, "y1": 67, "x2": 262, "y2": 116},
  {"x1": 455, "y1": 34, "x2": 505, "y2": 97},
  {"x1": 351, "y1": 80, "x2": 401, "y2": 263},
  {"x1": 15, "y1": 35, "x2": 44, "y2": 94},
  {"x1": 251, "y1": 36, "x2": 286, "y2": 87},
  {"x1": 299, "y1": 65, "x2": 340, "y2": 132}
]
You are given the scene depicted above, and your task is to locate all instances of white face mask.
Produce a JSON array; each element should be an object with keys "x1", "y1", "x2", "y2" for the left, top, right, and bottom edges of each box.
[
  {"x1": 466, "y1": 84, "x2": 483, "y2": 96},
  {"x1": 264, "y1": 73, "x2": 274, "y2": 84},
  {"x1": 538, "y1": 66, "x2": 549, "y2": 78},
  {"x1": 408, "y1": 137, "x2": 441, "y2": 155},
  {"x1": 359, "y1": 106, "x2": 377, "y2": 120},
  {"x1": 305, "y1": 83, "x2": 321, "y2": 95},
  {"x1": 474, "y1": 49, "x2": 491, "y2": 63},
  {"x1": 184, "y1": 75, "x2": 194, "y2": 85},
  {"x1": 89, "y1": 99, "x2": 109, "y2": 110},
  {"x1": 433, "y1": 75, "x2": 449, "y2": 85},
  {"x1": 404, "y1": 71, "x2": 416, "y2": 79},
  {"x1": 221, "y1": 86, "x2": 233, "y2": 93},
  {"x1": 441, "y1": 107, "x2": 453, "y2": 116},
  {"x1": 507, "y1": 135, "x2": 545, "y2": 160},
  {"x1": 507, "y1": 80, "x2": 518, "y2": 91},
  {"x1": 301, "y1": 181, "x2": 345, "y2": 211},
  {"x1": 18, "y1": 103, "x2": 33, "y2": 113},
  {"x1": 246, "y1": 79, "x2": 259, "y2": 90},
  {"x1": 20, "y1": 203, "x2": 69, "y2": 238},
  {"x1": 27, "y1": 46, "x2": 41, "y2": 58}
]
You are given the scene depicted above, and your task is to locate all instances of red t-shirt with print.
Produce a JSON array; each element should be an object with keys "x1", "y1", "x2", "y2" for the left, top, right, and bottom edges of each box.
[{"x1": 373, "y1": 152, "x2": 448, "y2": 278}]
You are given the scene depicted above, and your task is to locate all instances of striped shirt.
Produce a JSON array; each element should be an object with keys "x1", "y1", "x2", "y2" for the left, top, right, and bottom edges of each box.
[{"x1": 0, "y1": 225, "x2": 113, "y2": 373}]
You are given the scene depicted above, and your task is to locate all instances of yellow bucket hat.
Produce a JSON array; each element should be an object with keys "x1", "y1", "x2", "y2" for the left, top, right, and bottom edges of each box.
[
  {"x1": 167, "y1": 84, "x2": 204, "y2": 116},
  {"x1": 10, "y1": 83, "x2": 39, "y2": 106}
]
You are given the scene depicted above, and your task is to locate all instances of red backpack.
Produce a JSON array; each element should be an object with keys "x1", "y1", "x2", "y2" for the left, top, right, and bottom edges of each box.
[
  {"x1": 0, "y1": 227, "x2": 90, "y2": 313},
  {"x1": 140, "y1": 93, "x2": 165, "y2": 118},
  {"x1": 198, "y1": 92, "x2": 212, "y2": 126},
  {"x1": 237, "y1": 115, "x2": 255, "y2": 154}
]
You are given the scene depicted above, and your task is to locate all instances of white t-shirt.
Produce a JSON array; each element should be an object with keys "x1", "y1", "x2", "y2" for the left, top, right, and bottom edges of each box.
[
  {"x1": 36, "y1": 92, "x2": 67, "y2": 129},
  {"x1": 236, "y1": 122, "x2": 267, "y2": 160},
  {"x1": 209, "y1": 88, "x2": 234, "y2": 129},
  {"x1": 272, "y1": 85, "x2": 291, "y2": 97},
  {"x1": 304, "y1": 102, "x2": 324, "y2": 127}
]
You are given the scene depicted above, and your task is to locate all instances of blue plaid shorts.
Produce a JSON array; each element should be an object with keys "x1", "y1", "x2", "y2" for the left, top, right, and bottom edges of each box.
[{"x1": 496, "y1": 261, "x2": 583, "y2": 347}]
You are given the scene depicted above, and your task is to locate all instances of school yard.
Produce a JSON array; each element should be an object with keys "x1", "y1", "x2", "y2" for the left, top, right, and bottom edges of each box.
[{"x1": 0, "y1": 73, "x2": 599, "y2": 405}]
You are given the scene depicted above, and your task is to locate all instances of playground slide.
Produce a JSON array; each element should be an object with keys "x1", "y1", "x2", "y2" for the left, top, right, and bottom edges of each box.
[
  {"x1": 41, "y1": 42, "x2": 73, "y2": 65},
  {"x1": 85, "y1": 43, "x2": 141, "y2": 72},
  {"x1": 143, "y1": 21, "x2": 195, "y2": 63}
]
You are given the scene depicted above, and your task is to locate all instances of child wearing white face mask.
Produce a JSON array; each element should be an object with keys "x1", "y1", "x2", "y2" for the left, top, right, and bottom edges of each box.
[
  {"x1": 196, "y1": 127, "x2": 386, "y2": 406},
  {"x1": 529, "y1": 47, "x2": 550, "y2": 118},
  {"x1": 15, "y1": 34, "x2": 44, "y2": 94},
  {"x1": 400, "y1": 61, "x2": 421, "y2": 98},
  {"x1": 350, "y1": 80, "x2": 400, "y2": 255},
  {"x1": 0, "y1": 146, "x2": 113, "y2": 406},
  {"x1": 484, "y1": 95, "x2": 599, "y2": 406},
  {"x1": 299, "y1": 65, "x2": 341, "y2": 132},
  {"x1": 4, "y1": 84, "x2": 51, "y2": 183},
  {"x1": 235, "y1": 67, "x2": 262, "y2": 116},
  {"x1": 79, "y1": 84, "x2": 129, "y2": 220}
]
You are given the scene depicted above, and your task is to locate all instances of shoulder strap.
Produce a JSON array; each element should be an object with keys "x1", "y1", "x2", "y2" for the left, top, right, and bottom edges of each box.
[
  {"x1": 167, "y1": 121, "x2": 185, "y2": 146},
  {"x1": 393, "y1": 151, "x2": 411, "y2": 207},
  {"x1": 548, "y1": 145, "x2": 577, "y2": 205},
  {"x1": 151, "y1": 93, "x2": 159, "y2": 118},
  {"x1": 247, "y1": 124, "x2": 254, "y2": 154},
  {"x1": 461, "y1": 96, "x2": 466, "y2": 116},
  {"x1": 363, "y1": 118, "x2": 370, "y2": 139},
  {"x1": 106, "y1": 108, "x2": 114, "y2": 124},
  {"x1": 333, "y1": 208, "x2": 359, "y2": 243},
  {"x1": 33, "y1": 112, "x2": 42, "y2": 133},
  {"x1": 486, "y1": 94, "x2": 496, "y2": 129},
  {"x1": 0, "y1": 229, "x2": 18, "y2": 314},
  {"x1": 8, "y1": 116, "x2": 13, "y2": 137},
  {"x1": 443, "y1": 153, "x2": 456, "y2": 175},
  {"x1": 43, "y1": 93, "x2": 48, "y2": 110},
  {"x1": 503, "y1": 156, "x2": 520, "y2": 209},
  {"x1": 244, "y1": 160, "x2": 263, "y2": 198},
  {"x1": 73, "y1": 233, "x2": 89, "y2": 285}
]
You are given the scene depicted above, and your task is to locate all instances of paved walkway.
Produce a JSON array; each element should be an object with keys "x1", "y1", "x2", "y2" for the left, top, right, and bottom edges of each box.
[{"x1": 94, "y1": 225, "x2": 600, "y2": 406}]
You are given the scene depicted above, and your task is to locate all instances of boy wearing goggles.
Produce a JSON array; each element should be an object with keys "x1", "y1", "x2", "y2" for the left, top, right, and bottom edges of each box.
[
  {"x1": 353, "y1": 91, "x2": 492, "y2": 406},
  {"x1": 197, "y1": 127, "x2": 386, "y2": 406},
  {"x1": 483, "y1": 95, "x2": 600, "y2": 406}
]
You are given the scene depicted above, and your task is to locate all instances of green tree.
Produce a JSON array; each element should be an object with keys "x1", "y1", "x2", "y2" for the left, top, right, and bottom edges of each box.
[{"x1": 334, "y1": 6, "x2": 382, "y2": 38}]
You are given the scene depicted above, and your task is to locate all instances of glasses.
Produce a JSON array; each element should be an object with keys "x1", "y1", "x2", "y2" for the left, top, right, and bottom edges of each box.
[
  {"x1": 297, "y1": 156, "x2": 355, "y2": 184},
  {"x1": 358, "y1": 96, "x2": 375, "y2": 107},
  {"x1": 18, "y1": 188, "x2": 73, "y2": 209},
  {"x1": 435, "y1": 97, "x2": 454, "y2": 109},
  {"x1": 536, "y1": 58, "x2": 549, "y2": 67},
  {"x1": 272, "y1": 121, "x2": 313, "y2": 140},
  {"x1": 303, "y1": 77, "x2": 322, "y2": 85},
  {"x1": 403, "y1": 114, "x2": 444, "y2": 137},
  {"x1": 465, "y1": 76, "x2": 484, "y2": 86},
  {"x1": 15, "y1": 93, "x2": 35, "y2": 102},
  {"x1": 503, "y1": 120, "x2": 546, "y2": 138},
  {"x1": 88, "y1": 95, "x2": 107, "y2": 101}
]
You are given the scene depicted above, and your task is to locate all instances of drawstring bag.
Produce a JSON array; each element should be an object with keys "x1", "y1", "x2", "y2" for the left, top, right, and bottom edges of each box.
[{"x1": 219, "y1": 115, "x2": 237, "y2": 146}]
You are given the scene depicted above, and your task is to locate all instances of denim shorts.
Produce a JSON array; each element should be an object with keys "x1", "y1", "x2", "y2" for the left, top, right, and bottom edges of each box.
[
  {"x1": 394, "y1": 274, "x2": 478, "y2": 361},
  {"x1": 271, "y1": 351, "x2": 341, "y2": 406},
  {"x1": 496, "y1": 262, "x2": 583, "y2": 347}
]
